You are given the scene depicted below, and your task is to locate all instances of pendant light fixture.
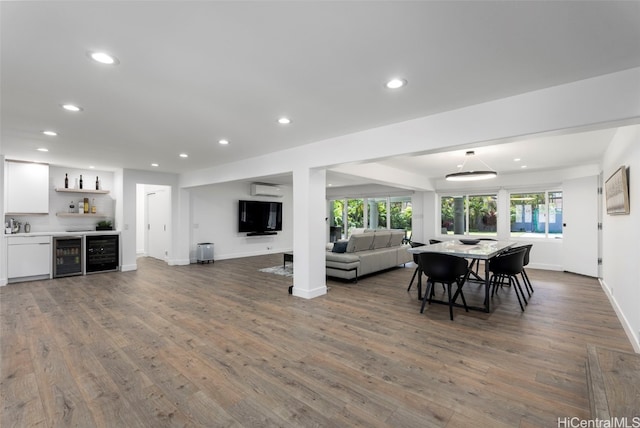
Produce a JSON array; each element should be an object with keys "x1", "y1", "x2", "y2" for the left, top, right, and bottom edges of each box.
[{"x1": 445, "y1": 150, "x2": 497, "y2": 181}]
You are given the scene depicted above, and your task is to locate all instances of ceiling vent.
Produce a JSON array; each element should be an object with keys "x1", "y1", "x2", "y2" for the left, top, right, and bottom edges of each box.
[{"x1": 250, "y1": 183, "x2": 282, "y2": 197}]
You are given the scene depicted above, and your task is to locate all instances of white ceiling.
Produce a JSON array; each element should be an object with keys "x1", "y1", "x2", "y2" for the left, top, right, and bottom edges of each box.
[{"x1": 2, "y1": 2, "x2": 639, "y2": 184}]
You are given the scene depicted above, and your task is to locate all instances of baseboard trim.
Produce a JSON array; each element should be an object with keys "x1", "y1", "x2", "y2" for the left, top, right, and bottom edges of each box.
[
  {"x1": 121, "y1": 263, "x2": 138, "y2": 272},
  {"x1": 291, "y1": 285, "x2": 327, "y2": 299},
  {"x1": 168, "y1": 258, "x2": 190, "y2": 266},
  {"x1": 599, "y1": 278, "x2": 640, "y2": 353}
]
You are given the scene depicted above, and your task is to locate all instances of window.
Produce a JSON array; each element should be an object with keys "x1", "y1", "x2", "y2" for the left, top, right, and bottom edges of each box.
[
  {"x1": 440, "y1": 194, "x2": 497, "y2": 236},
  {"x1": 510, "y1": 191, "x2": 562, "y2": 238},
  {"x1": 329, "y1": 195, "x2": 412, "y2": 239},
  {"x1": 469, "y1": 194, "x2": 497, "y2": 235},
  {"x1": 390, "y1": 197, "x2": 412, "y2": 232},
  {"x1": 346, "y1": 198, "x2": 364, "y2": 232},
  {"x1": 368, "y1": 198, "x2": 387, "y2": 229}
]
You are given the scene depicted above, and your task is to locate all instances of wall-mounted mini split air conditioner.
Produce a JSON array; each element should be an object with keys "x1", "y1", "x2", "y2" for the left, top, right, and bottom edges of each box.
[{"x1": 250, "y1": 183, "x2": 282, "y2": 197}]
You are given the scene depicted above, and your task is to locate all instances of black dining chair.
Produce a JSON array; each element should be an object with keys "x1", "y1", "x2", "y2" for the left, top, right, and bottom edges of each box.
[
  {"x1": 419, "y1": 252, "x2": 469, "y2": 320},
  {"x1": 488, "y1": 246, "x2": 528, "y2": 311},
  {"x1": 408, "y1": 240, "x2": 445, "y2": 296},
  {"x1": 406, "y1": 241, "x2": 425, "y2": 292}
]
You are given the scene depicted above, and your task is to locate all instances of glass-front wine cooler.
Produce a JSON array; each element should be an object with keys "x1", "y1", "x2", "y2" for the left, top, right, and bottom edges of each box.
[
  {"x1": 53, "y1": 236, "x2": 84, "y2": 278},
  {"x1": 86, "y1": 235, "x2": 120, "y2": 273}
]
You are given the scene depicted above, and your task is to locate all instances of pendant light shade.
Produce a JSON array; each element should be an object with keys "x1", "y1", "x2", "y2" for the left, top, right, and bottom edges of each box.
[{"x1": 445, "y1": 151, "x2": 497, "y2": 181}]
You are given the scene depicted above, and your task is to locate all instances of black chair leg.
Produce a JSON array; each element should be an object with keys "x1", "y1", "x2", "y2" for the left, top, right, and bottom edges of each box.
[
  {"x1": 420, "y1": 280, "x2": 434, "y2": 313},
  {"x1": 521, "y1": 269, "x2": 533, "y2": 296},
  {"x1": 513, "y1": 276, "x2": 527, "y2": 306},
  {"x1": 407, "y1": 266, "x2": 419, "y2": 291},
  {"x1": 510, "y1": 277, "x2": 525, "y2": 311},
  {"x1": 446, "y1": 283, "x2": 454, "y2": 320}
]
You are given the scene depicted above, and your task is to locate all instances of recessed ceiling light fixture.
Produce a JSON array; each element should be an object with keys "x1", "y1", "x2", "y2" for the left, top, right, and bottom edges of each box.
[
  {"x1": 278, "y1": 117, "x2": 291, "y2": 125},
  {"x1": 37, "y1": 148, "x2": 49, "y2": 152},
  {"x1": 42, "y1": 130, "x2": 58, "y2": 136},
  {"x1": 62, "y1": 104, "x2": 82, "y2": 112},
  {"x1": 445, "y1": 151, "x2": 497, "y2": 181},
  {"x1": 218, "y1": 139, "x2": 229, "y2": 145},
  {"x1": 179, "y1": 153, "x2": 188, "y2": 158},
  {"x1": 151, "y1": 163, "x2": 159, "y2": 167},
  {"x1": 88, "y1": 51, "x2": 119, "y2": 65},
  {"x1": 386, "y1": 78, "x2": 407, "y2": 89}
]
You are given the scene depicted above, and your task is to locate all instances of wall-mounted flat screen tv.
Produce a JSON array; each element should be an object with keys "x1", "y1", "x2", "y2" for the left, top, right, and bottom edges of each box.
[{"x1": 238, "y1": 200, "x2": 283, "y2": 233}]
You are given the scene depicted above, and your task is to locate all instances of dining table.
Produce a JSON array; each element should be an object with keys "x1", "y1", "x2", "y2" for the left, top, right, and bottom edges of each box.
[{"x1": 408, "y1": 239, "x2": 518, "y2": 313}]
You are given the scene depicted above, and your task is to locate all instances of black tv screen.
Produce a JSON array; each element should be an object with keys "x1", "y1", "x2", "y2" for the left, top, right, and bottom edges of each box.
[{"x1": 238, "y1": 200, "x2": 283, "y2": 233}]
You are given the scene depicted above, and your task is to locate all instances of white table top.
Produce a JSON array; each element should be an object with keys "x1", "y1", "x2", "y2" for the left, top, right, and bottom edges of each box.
[{"x1": 408, "y1": 239, "x2": 517, "y2": 260}]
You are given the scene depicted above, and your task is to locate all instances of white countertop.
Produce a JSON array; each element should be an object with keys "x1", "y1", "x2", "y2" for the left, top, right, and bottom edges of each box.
[{"x1": 5, "y1": 230, "x2": 120, "y2": 238}]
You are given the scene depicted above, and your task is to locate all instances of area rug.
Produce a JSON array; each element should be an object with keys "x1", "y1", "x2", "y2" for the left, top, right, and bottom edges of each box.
[{"x1": 259, "y1": 265, "x2": 293, "y2": 277}]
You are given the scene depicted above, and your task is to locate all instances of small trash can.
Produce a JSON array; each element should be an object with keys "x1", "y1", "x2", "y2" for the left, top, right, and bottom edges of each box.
[{"x1": 196, "y1": 243, "x2": 214, "y2": 264}]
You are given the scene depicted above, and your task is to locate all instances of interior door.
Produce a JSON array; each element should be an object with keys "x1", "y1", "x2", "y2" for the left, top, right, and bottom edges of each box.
[
  {"x1": 147, "y1": 190, "x2": 171, "y2": 261},
  {"x1": 562, "y1": 175, "x2": 599, "y2": 277}
]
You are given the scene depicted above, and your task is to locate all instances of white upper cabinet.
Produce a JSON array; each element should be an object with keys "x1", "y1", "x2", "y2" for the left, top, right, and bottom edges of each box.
[{"x1": 5, "y1": 161, "x2": 50, "y2": 214}]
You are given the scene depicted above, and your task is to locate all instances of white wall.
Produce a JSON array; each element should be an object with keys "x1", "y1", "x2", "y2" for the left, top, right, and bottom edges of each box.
[
  {"x1": 0, "y1": 156, "x2": 5, "y2": 285},
  {"x1": 189, "y1": 181, "x2": 293, "y2": 261},
  {"x1": 601, "y1": 124, "x2": 640, "y2": 352}
]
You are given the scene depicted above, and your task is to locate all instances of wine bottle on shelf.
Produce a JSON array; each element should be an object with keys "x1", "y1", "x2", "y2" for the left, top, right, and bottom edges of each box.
[
  {"x1": 91, "y1": 198, "x2": 96, "y2": 214},
  {"x1": 64, "y1": 173, "x2": 69, "y2": 188},
  {"x1": 95, "y1": 176, "x2": 99, "y2": 190},
  {"x1": 84, "y1": 197, "x2": 89, "y2": 214},
  {"x1": 79, "y1": 175, "x2": 84, "y2": 189}
]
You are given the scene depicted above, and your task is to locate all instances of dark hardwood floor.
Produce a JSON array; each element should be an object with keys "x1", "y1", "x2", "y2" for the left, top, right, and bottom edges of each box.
[{"x1": 1, "y1": 254, "x2": 634, "y2": 427}]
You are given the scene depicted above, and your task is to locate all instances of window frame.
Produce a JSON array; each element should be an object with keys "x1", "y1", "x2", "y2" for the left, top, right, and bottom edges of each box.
[
  {"x1": 509, "y1": 189, "x2": 563, "y2": 239},
  {"x1": 439, "y1": 192, "x2": 498, "y2": 237}
]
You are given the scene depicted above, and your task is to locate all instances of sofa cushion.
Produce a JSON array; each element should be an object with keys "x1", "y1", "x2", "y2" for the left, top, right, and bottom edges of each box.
[
  {"x1": 326, "y1": 252, "x2": 360, "y2": 264},
  {"x1": 346, "y1": 233, "x2": 375, "y2": 253},
  {"x1": 389, "y1": 230, "x2": 405, "y2": 247},
  {"x1": 332, "y1": 240, "x2": 348, "y2": 253},
  {"x1": 371, "y1": 231, "x2": 392, "y2": 249}
]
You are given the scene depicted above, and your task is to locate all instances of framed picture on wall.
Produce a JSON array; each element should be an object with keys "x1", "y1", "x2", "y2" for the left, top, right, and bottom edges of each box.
[{"x1": 605, "y1": 166, "x2": 630, "y2": 215}]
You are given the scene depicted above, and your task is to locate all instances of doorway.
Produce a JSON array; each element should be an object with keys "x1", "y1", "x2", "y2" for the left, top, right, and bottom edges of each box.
[{"x1": 136, "y1": 184, "x2": 172, "y2": 262}]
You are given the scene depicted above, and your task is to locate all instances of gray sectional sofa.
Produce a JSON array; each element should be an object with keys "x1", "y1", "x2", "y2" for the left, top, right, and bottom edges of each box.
[{"x1": 326, "y1": 229, "x2": 413, "y2": 281}]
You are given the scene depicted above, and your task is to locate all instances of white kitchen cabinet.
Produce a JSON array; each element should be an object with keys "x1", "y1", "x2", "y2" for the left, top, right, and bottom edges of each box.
[
  {"x1": 7, "y1": 236, "x2": 51, "y2": 282},
  {"x1": 5, "y1": 161, "x2": 50, "y2": 214}
]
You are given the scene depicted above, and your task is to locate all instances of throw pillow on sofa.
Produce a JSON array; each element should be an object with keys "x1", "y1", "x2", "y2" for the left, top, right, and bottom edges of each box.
[{"x1": 332, "y1": 240, "x2": 348, "y2": 253}]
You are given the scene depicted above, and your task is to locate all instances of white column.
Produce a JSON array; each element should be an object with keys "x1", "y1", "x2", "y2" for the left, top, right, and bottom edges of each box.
[
  {"x1": 292, "y1": 166, "x2": 327, "y2": 299},
  {"x1": 496, "y1": 188, "x2": 511, "y2": 241}
]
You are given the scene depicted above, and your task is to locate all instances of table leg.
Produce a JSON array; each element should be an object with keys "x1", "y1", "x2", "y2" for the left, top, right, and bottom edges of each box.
[{"x1": 484, "y1": 258, "x2": 491, "y2": 313}]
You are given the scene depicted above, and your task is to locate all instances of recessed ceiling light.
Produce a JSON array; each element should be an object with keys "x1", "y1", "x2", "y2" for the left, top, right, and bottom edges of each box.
[
  {"x1": 89, "y1": 166, "x2": 95, "y2": 169},
  {"x1": 88, "y1": 51, "x2": 119, "y2": 65},
  {"x1": 62, "y1": 104, "x2": 82, "y2": 112},
  {"x1": 151, "y1": 163, "x2": 159, "y2": 167},
  {"x1": 37, "y1": 148, "x2": 49, "y2": 152},
  {"x1": 521, "y1": 165, "x2": 528, "y2": 169},
  {"x1": 278, "y1": 117, "x2": 291, "y2": 125},
  {"x1": 386, "y1": 78, "x2": 407, "y2": 89},
  {"x1": 42, "y1": 130, "x2": 57, "y2": 136},
  {"x1": 179, "y1": 153, "x2": 188, "y2": 158},
  {"x1": 514, "y1": 158, "x2": 521, "y2": 162},
  {"x1": 218, "y1": 139, "x2": 229, "y2": 145}
]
